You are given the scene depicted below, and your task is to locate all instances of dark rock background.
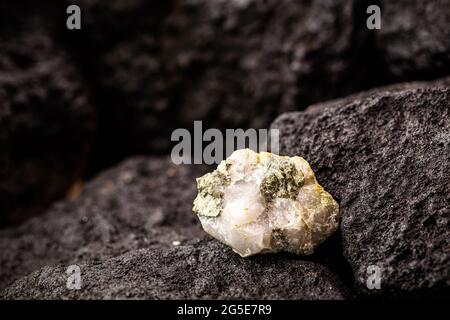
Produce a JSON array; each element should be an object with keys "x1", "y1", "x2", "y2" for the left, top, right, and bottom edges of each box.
[
  {"x1": 63, "y1": 0, "x2": 386, "y2": 170},
  {"x1": 0, "y1": 3, "x2": 95, "y2": 226},
  {"x1": 0, "y1": 0, "x2": 448, "y2": 299},
  {"x1": 378, "y1": 0, "x2": 450, "y2": 78}
]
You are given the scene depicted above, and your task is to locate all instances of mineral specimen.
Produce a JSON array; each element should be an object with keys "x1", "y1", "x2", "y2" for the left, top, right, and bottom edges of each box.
[{"x1": 193, "y1": 149, "x2": 339, "y2": 257}]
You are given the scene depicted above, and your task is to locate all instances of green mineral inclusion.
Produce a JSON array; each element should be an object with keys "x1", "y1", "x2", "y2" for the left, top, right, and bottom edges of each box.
[
  {"x1": 193, "y1": 157, "x2": 304, "y2": 218},
  {"x1": 193, "y1": 170, "x2": 229, "y2": 217},
  {"x1": 260, "y1": 160, "x2": 304, "y2": 202}
]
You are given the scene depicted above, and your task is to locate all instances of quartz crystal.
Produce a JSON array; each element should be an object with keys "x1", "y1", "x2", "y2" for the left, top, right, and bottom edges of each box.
[{"x1": 193, "y1": 149, "x2": 339, "y2": 257}]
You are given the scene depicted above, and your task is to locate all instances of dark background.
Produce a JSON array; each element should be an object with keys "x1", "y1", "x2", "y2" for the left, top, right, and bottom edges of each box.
[{"x1": 0, "y1": 0, "x2": 449, "y2": 300}]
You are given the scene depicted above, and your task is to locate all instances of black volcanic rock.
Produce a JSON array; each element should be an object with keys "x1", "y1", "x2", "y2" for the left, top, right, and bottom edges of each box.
[
  {"x1": 305, "y1": 76, "x2": 450, "y2": 113},
  {"x1": 0, "y1": 14, "x2": 95, "y2": 226},
  {"x1": 379, "y1": 0, "x2": 450, "y2": 78},
  {"x1": 1, "y1": 239, "x2": 350, "y2": 299},
  {"x1": 67, "y1": 0, "x2": 377, "y2": 159},
  {"x1": 0, "y1": 156, "x2": 208, "y2": 290},
  {"x1": 272, "y1": 88, "x2": 450, "y2": 298}
]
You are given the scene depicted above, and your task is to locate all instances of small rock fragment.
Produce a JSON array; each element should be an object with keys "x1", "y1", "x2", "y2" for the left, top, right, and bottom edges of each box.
[{"x1": 193, "y1": 149, "x2": 339, "y2": 257}]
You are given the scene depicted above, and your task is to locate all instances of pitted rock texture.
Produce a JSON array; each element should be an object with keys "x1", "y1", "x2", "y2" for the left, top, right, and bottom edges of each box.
[
  {"x1": 272, "y1": 88, "x2": 450, "y2": 298},
  {"x1": 0, "y1": 14, "x2": 95, "y2": 226},
  {"x1": 0, "y1": 157, "x2": 208, "y2": 290},
  {"x1": 305, "y1": 76, "x2": 450, "y2": 114},
  {"x1": 66, "y1": 0, "x2": 377, "y2": 159},
  {"x1": 1, "y1": 239, "x2": 350, "y2": 300},
  {"x1": 379, "y1": 0, "x2": 450, "y2": 78}
]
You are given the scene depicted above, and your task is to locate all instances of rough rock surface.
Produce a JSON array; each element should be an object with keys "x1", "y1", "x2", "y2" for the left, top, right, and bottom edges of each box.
[
  {"x1": 272, "y1": 88, "x2": 450, "y2": 297},
  {"x1": 305, "y1": 76, "x2": 450, "y2": 113},
  {"x1": 0, "y1": 157, "x2": 208, "y2": 290},
  {"x1": 0, "y1": 12, "x2": 95, "y2": 226},
  {"x1": 379, "y1": 0, "x2": 450, "y2": 78},
  {"x1": 67, "y1": 0, "x2": 377, "y2": 160},
  {"x1": 1, "y1": 239, "x2": 350, "y2": 299}
]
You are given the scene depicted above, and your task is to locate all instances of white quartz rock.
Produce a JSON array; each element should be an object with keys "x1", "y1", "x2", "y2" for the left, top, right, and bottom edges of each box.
[{"x1": 193, "y1": 149, "x2": 339, "y2": 257}]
